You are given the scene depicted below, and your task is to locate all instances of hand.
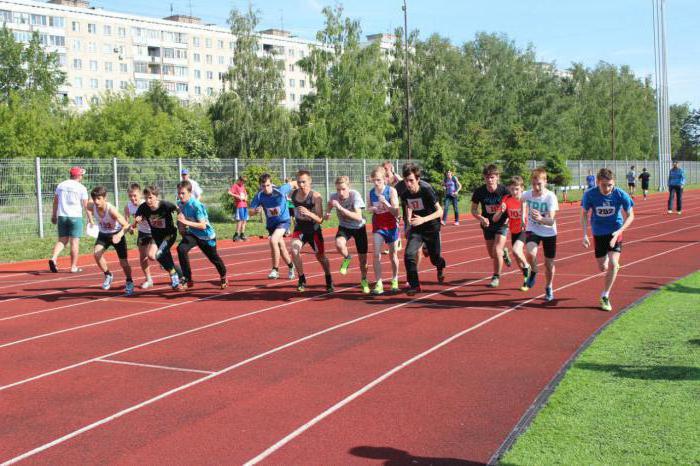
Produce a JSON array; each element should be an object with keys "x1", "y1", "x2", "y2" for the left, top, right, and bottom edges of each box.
[
  {"x1": 297, "y1": 206, "x2": 311, "y2": 218},
  {"x1": 51, "y1": 215, "x2": 57, "y2": 225},
  {"x1": 324, "y1": 212, "x2": 331, "y2": 220},
  {"x1": 609, "y1": 230, "x2": 621, "y2": 247},
  {"x1": 380, "y1": 196, "x2": 392, "y2": 208},
  {"x1": 367, "y1": 206, "x2": 377, "y2": 214},
  {"x1": 177, "y1": 213, "x2": 186, "y2": 223},
  {"x1": 331, "y1": 199, "x2": 341, "y2": 210},
  {"x1": 134, "y1": 216, "x2": 143, "y2": 224},
  {"x1": 531, "y1": 209, "x2": 543, "y2": 222},
  {"x1": 501, "y1": 202, "x2": 507, "y2": 212},
  {"x1": 112, "y1": 231, "x2": 124, "y2": 244},
  {"x1": 129, "y1": 227, "x2": 135, "y2": 235},
  {"x1": 479, "y1": 217, "x2": 490, "y2": 228},
  {"x1": 582, "y1": 235, "x2": 590, "y2": 248},
  {"x1": 409, "y1": 215, "x2": 425, "y2": 227}
]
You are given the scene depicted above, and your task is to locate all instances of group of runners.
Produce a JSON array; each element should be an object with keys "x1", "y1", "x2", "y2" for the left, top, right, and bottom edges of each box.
[{"x1": 49, "y1": 160, "x2": 645, "y2": 311}]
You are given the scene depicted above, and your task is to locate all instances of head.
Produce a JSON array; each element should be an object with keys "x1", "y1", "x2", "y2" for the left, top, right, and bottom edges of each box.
[
  {"x1": 371, "y1": 166, "x2": 387, "y2": 190},
  {"x1": 334, "y1": 175, "x2": 350, "y2": 199},
  {"x1": 672, "y1": 161, "x2": 679, "y2": 169},
  {"x1": 128, "y1": 183, "x2": 142, "y2": 205},
  {"x1": 236, "y1": 175, "x2": 245, "y2": 185},
  {"x1": 180, "y1": 169, "x2": 190, "y2": 181},
  {"x1": 402, "y1": 164, "x2": 422, "y2": 194},
  {"x1": 642, "y1": 167, "x2": 648, "y2": 173},
  {"x1": 69, "y1": 166, "x2": 85, "y2": 181},
  {"x1": 445, "y1": 169, "x2": 453, "y2": 179},
  {"x1": 382, "y1": 161, "x2": 395, "y2": 175},
  {"x1": 596, "y1": 168, "x2": 615, "y2": 195},
  {"x1": 142, "y1": 186, "x2": 161, "y2": 209},
  {"x1": 90, "y1": 186, "x2": 108, "y2": 208},
  {"x1": 177, "y1": 180, "x2": 192, "y2": 203},
  {"x1": 482, "y1": 164, "x2": 500, "y2": 190},
  {"x1": 259, "y1": 173, "x2": 274, "y2": 195},
  {"x1": 296, "y1": 170, "x2": 312, "y2": 192},
  {"x1": 588, "y1": 170, "x2": 593, "y2": 176},
  {"x1": 507, "y1": 176, "x2": 524, "y2": 199},
  {"x1": 531, "y1": 168, "x2": 547, "y2": 195}
]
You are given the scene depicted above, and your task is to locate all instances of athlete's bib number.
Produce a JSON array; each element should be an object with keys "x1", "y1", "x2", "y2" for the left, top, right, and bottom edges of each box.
[
  {"x1": 266, "y1": 207, "x2": 281, "y2": 217},
  {"x1": 508, "y1": 209, "x2": 521, "y2": 219},
  {"x1": 150, "y1": 217, "x2": 166, "y2": 229},
  {"x1": 485, "y1": 204, "x2": 500, "y2": 214},
  {"x1": 408, "y1": 198, "x2": 425, "y2": 211},
  {"x1": 595, "y1": 206, "x2": 616, "y2": 217}
]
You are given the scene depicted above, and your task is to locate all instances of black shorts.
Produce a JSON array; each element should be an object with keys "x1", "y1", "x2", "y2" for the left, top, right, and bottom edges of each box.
[
  {"x1": 641, "y1": 183, "x2": 649, "y2": 190},
  {"x1": 526, "y1": 232, "x2": 557, "y2": 259},
  {"x1": 293, "y1": 223, "x2": 325, "y2": 254},
  {"x1": 628, "y1": 182, "x2": 636, "y2": 188},
  {"x1": 594, "y1": 234, "x2": 622, "y2": 258},
  {"x1": 482, "y1": 224, "x2": 508, "y2": 241},
  {"x1": 137, "y1": 231, "x2": 153, "y2": 247},
  {"x1": 95, "y1": 231, "x2": 128, "y2": 259},
  {"x1": 511, "y1": 230, "x2": 526, "y2": 246},
  {"x1": 336, "y1": 225, "x2": 368, "y2": 254}
]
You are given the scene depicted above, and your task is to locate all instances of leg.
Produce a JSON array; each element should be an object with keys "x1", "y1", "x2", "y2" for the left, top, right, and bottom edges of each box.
[
  {"x1": 677, "y1": 187, "x2": 683, "y2": 212},
  {"x1": 442, "y1": 197, "x2": 450, "y2": 222},
  {"x1": 69, "y1": 237, "x2": 80, "y2": 270},
  {"x1": 526, "y1": 241, "x2": 539, "y2": 274},
  {"x1": 372, "y1": 233, "x2": 384, "y2": 282},
  {"x1": 544, "y1": 257, "x2": 555, "y2": 288},
  {"x1": 335, "y1": 236, "x2": 349, "y2": 259},
  {"x1": 512, "y1": 240, "x2": 528, "y2": 269},
  {"x1": 388, "y1": 241, "x2": 399, "y2": 281},
  {"x1": 316, "y1": 251, "x2": 332, "y2": 276},
  {"x1": 176, "y1": 234, "x2": 197, "y2": 282},
  {"x1": 291, "y1": 238, "x2": 304, "y2": 275},
  {"x1": 51, "y1": 236, "x2": 68, "y2": 262},
  {"x1": 603, "y1": 251, "x2": 621, "y2": 294},
  {"x1": 422, "y1": 230, "x2": 445, "y2": 269},
  {"x1": 240, "y1": 219, "x2": 247, "y2": 235},
  {"x1": 198, "y1": 238, "x2": 227, "y2": 278},
  {"x1": 268, "y1": 235, "x2": 281, "y2": 269},
  {"x1": 492, "y1": 234, "x2": 507, "y2": 276},
  {"x1": 667, "y1": 188, "x2": 675, "y2": 211},
  {"x1": 119, "y1": 258, "x2": 133, "y2": 282},
  {"x1": 452, "y1": 196, "x2": 459, "y2": 222},
  {"x1": 404, "y1": 232, "x2": 423, "y2": 288},
  {"x1": 138, "y1": 242, "x2": 152, "y2": 282},
  {"x1": 94, "y1": 245, "x2": 109, "y2": 273}
]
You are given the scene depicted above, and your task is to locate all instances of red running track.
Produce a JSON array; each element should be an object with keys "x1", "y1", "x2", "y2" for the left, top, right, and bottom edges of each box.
[{"x1": 0, "y1": 191, "x2": 699, "y2": 465}]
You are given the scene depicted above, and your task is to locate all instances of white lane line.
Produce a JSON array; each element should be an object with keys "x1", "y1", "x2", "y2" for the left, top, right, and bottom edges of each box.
[{"x1": 95, "y1": 358, "x2": 215, "y2": 375}]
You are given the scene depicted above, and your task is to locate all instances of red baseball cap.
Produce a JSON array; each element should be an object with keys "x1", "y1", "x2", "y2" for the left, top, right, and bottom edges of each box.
[{"x1": 70, "y1": 166, "x2": 85, "y2": 177}]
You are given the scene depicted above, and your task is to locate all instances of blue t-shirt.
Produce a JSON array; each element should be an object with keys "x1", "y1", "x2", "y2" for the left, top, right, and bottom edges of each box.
[
  {"x1": 250, "y1": 183, "x2": 292, "y2": 227},
  {"x1": 586, "y1": 175, "x2": 596, "y2": 189},
  {"x1": 444, "y1": 176, "x2": 458, "y2": 196},
  {"x1": 178, "y1": 197, "x2": 216, "y2": 244},
  {"x1": 582, "y1": 187, "x2": 634, "y2": 236}
]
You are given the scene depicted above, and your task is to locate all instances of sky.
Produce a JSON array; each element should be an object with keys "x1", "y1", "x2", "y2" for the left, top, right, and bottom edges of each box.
[{"x1": 92, "y1": 0, "x2": 699, "y2": 109}]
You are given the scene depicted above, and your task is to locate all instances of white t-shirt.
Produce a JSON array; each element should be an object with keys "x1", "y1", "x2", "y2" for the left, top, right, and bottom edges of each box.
[
  {"x1": 522, "y1": 189, "x2": 559, "y2": 237},
  {"x1": 176, "y1": 179, "x2": 202, "y2": 201},
  {"x1": 127, "y1": 201, "x2": 151, "y2": 234},
  {"x1": 55, "y1": 179, "x2": 88, "y2": 218}
]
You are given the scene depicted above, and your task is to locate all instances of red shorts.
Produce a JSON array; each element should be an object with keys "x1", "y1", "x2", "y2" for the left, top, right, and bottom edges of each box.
[{"x1": 292, "y1": 228, "x2": 325, "y2": 254}]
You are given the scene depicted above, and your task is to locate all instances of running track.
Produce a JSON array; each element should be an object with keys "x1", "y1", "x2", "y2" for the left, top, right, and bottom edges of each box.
[{"x1": 0, "y1": 191, "x2": 698, "y2": 465}]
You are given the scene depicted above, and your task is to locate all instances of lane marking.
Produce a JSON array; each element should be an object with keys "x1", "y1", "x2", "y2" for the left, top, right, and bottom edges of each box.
[{"x1": 95, "y1": 358, "x2": 214, "y2": 375}]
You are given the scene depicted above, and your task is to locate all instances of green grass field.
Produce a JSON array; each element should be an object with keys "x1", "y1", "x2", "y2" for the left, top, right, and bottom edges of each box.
[{"x1": 500, "y1": 271, "x2": 700, "y2": 465}]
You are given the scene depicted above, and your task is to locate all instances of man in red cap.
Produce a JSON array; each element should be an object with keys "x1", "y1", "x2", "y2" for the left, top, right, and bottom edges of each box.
[{"x1": 49, "y1": 166, "x2": 89, "y2": 273}]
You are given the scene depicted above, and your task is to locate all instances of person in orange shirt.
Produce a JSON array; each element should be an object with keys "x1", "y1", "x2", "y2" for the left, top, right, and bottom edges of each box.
[{"x1": 493, "y1": 176, "x2": 530, "y2": 291}]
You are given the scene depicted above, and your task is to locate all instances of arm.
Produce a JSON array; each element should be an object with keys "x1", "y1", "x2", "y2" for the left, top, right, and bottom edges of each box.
[
  {"x1": 411, "y1": 202, "x2": 443, "y2": 227},
  {"x1": 471, "y1": 201, "x2": 489, "y2": 228},
  {"x1": 324, "y1": 200, "x2": 334, "y2": 220},
  {"x1": 492, "y1": 200, "x2": 506, "y2": 223},
  {"x1": 85, "y1": 200, "x2": 95, "y2": 225},
  {"x1": 51, "y1": 195, "x2": 59, "y2": 224},
  {"x1": 454, "y1": 177, "x2": 462, "y2": 194},
  {"x1": 580, "y1": 208, "x2": 591, "y2": 248},
  {"x1": 309, "y1": 193, "x2": 325, "y2": 224},
  {"x1": 389, "y1": 187, "x2": 400, "y2": 217},
  {"x1": 177, "y1": 212, "x2": 208, "y2": 231},
  {"x1": 531, "y1": 208, "x2": 556, "y2": 226}
]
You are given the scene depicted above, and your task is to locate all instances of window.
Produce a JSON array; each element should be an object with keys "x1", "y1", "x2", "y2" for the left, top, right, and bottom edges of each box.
[
  {"x1": 205, "y1": 38, "x2": 212, "y2": 48},
  {"x1": 290, "y1": 93, "x2": 296, "y2": 102},
  {"x1": 103, "y1": 43, "x2": 112, "y2": 54},
  {"x1": 193, "y1": 37, "x2": 200, "y2": 47},
  {"x1": 87, "y1": 23, "x2": 96, "y2": 34},
  {"x1": 134, "y1": 62, "x2": 148, "y2": 73},
  {"x1": 174, "y1": 32, "x2": 187, "y2": 44},
  {"x1": 175, "y1": 49, "x2": 187, "y2": 59},
  {"x1": 229, "y1": 57, "x2": 234, "y2": 65},
  {"x1": 103, "y1": 25, "x2": 111, "y2": 36},
  {"x1": 174, "y1": 66, "x2": 187, "y2": 77},
  {"x1": 72, "y1": 39, "x2": 81, "y2": 52},
  {"x1": 118, "y1": 27, "x2": 126, "y2": 38},
  {"x1": 120, "y1": 63, "x2": 128, "y2": 73},
  {"x1": 300, "y1": 79, "x2": 305, "y2": 88},
  {"x1": 195, "y1": 86, "x2": 201, "y2": 95},
  {"x1": 104, "y1": 62, "x2": 112, "y2": 72},
  {"x1": 289, "y1": 79, "x2": 295, "y2": 87},
  {"x1": 90, "y1": 79, "x2": 98, "y2": 89},
  {"x1": 218, "y1": 56, "x2": 224, "y2": 65},
  {"x1": 57, "y1": 54, "x2": 67, "y2": 67},
  {"x1": 289, "y1": 48, "x2": 295, "y2": 57},
  {"x1": 206, "y1": 71, "x2": 213, "y2": 80},
  {"x1": 71, "y1": 21, "x2": 80, "y2": 32},
  {"x1": 105, "y1": 79, "x2": 113, "y2": 90},
  {"x1": 89, "y1": 60, "x2": 98, "y2": 71},
  {"x1": 74, "y1": 77, "x2": 82, "y2": 88},
  {"x1": 31, "y1": 14, "x2": 47, "y2": 26},
  {"x1": 73, "y1": 59, "x2": 82, "y2": 70},
  {"x1": 206, "y1": 87, "x2": 213, "y2": 96},
  {"x1": 49, "y1": 16, "x2": 64, "y2": 28},
  {"x1": 120, "y1": 81, "x2": 128, "y2": 90},
  {"x1": 91, "y1": 96, "x2": 100, "y2": 105},
  {"x1": 88, "y1": 42, "x2": 97, "y2": 53},
  {"x1": 163, "y1": 48, "x2": 174, "y2": 59},
  {"x1": 194, "y1": 70, "x2": 201, "y2": 79},
  {"x1": 229, "y1": 41, "x2": 235, "y2": 50},
  {"x1": 288, "y1": 64, "x2": 294, "y2": 72},
  {"x1": 176, "y1": 83, "x2": 188, "y2": 92},
  {"x1": 162, "y1": 31, "x2": 174, "y2": 42},
  {"x1": 217, "y1": 40, "x2": 224, "y2": 49},
  {"x1": 193, "y1": 53, "x2": 200, "y2": 63},
  {"x1": 205, "y1": 55, "x2": 212, "y2": 64},
  {"x1": 300, "y1": 50, "x2": 305, "y2": 58},
  {"x1": 135, "y1": 79, "x2": 149, "y2": 90},
  {"x1": 74, "y1": 96, "x2": 83, "y2": 106},
  {"x1": 164, "y1": 82, "x2": 176, "y2": 91}
]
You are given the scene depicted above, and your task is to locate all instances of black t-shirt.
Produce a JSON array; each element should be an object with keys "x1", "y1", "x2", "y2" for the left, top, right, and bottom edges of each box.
[
  {"x1": 395, "y1": 180, "x2": 408, "y2": 198},
  {"x1": 639, "y1": 172, "x2": 651, "y2": 185},
  {"x1": 471, "y1": 184, "x2": 509, "y2": 227},
  {"x1": 400, "y1": 180, "x2": 440, "y2": 231},
  {"x1": 136, "y1": 200, "x2": 178, "y2": 238}
]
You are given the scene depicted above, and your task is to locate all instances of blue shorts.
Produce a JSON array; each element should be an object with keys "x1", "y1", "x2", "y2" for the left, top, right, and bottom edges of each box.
[
  {"x1": 267, "y1": 220, "x2": 291, "y2": 236},
  {"x1": 57, "y1": 216, "x2": 83, "y2": 238},
  {"x1": 374, "y1": 227, "x2": 399, "y2": 245},
  {"x1": 236, "y1": 207, "x2": 249, "y2": 221}
]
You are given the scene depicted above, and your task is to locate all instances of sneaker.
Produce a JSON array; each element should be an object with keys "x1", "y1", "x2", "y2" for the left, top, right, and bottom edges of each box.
[
  {"x1": 287, "y1": 265, "x2": 295, "y2": 280},
  {"x1": 102, "y1": 273, "x2": 114, "y2": 290},
  {"x1": 544, "y1": 287, "x2": 554, "y2": 302},
  {"x1": 232, "y1": 233, "x2": 240, "y2": 242},
  {"x1": 372, "y1": 280, "x2": 384, "y2": 295},
  {"x1": 440, "y1": 220, "x2": 446, "y2": 226},
  {"x1": 390, "y1": 278, "x2": 400, "y2": 292},
  {"x1": 503, "y1": 248, "x2": 512, "y2": 267},
  {"x1": 169, "y1": 273, "x2": 180, "y2": 289},
  {"x1": 297, "y1": 277, "x2": 306, "y2": 292},
  {"x1": 141, "y1": 279, "x2": 153, "y2": 289},
  {"x1": 340, "y1": 256, "x2": 352, "y2": 275},
  {"x1": 667, "y1": 210, "x2": 672, "y2": 214},
  {"x1": 176, "y1": 279, "x2": 189, "y2": 291},
  {"x1": 526, "y1": 272, "x2": 537, "y2": 290},
  {"x1": 437, "y1": 266, "x2": 445, "y2": 284},
  {"x1": 488, "y1": 276, "x2": 500, "y2": 288},
  {"x1": 678, "y1": 211, "x2": 682, "y2": 216},
  {"x1": 220, "y1": 277, "x2": 228, "y2": 289},
  {"x1": 48, "y1": 259, "x2": 58, "y2": 273},
  {"x1": 240, "y1": 233, "x2": 248, "y2": 241},
  {"x1": 124, "y1": 281, "x2": 135, "y2": 296},
  {"x1": 600, "y1": 296, "x2": 612, "y2": 312},
  {"x1": 454, "y1": 221, "x2": 460, "y2": 226},
  {"x1": 361, "y1": 278, "x2": 370, "y2": 294},
  {"x1": 406, "y1": 286, "x2": 421, "y2": 296},
  {"x1": 268, "y1": 268, "x2": 279, "y2": 279}
]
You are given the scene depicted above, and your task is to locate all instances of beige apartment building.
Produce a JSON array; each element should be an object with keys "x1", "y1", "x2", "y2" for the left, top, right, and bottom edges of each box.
[{"x1": 0, "y1": 0, "x2": 316, "y2": 109}]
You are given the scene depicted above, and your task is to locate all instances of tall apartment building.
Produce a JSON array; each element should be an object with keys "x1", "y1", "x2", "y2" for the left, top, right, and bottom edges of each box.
[{"x1": 0, "y1": 0, "x2": 316, "y2": 109}]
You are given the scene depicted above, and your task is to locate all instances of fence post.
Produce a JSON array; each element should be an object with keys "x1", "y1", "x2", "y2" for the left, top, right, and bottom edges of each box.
[
  {"x1": 112, "y1": 157, "x2": 119, "y2": 210},
  {"x1": 234, "y1": 157, "x2": 239, "y2": 181},
  {"x1": 35, "y1": 157, "x2": 44, "y2": 239},
  {"x1": 324, "y1": 157, "x2": 330, "y2": 201},
  {"x1": 282, "y1": 158, "x2": 287, "y2": 181},
  {"x1": 578, "y1": 160, "x2": 583, "y2": 188},
  {"x1": 362, "y1": 158, "x2": 367, "y2": 202},
  {"x1": 177, "y1": 157, "x2": 183, "y2": 178}
]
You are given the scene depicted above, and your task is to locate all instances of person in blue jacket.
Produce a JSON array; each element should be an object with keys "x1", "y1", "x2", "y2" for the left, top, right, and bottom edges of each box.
[{"x1": 667, "y1": 161, "x2": 685, "y2": 215}]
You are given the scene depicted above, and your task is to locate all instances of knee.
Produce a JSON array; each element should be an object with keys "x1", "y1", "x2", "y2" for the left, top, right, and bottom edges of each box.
[{"x1": 599, "y1": 263, "x2": 608, "y2": 272}]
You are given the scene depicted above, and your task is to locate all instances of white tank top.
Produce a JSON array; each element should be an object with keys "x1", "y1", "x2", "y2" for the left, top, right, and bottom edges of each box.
[
  {"x1": 93, "y1": 203, "x2": 121, "y2": 234},
  {"x1": 127, "y1": 201, "x2": 151, "y2": 234}
]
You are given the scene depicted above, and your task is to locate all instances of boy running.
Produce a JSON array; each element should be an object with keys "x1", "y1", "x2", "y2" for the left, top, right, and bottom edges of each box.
[
  {"x1": 124, "y1": 183, "x2": 154, "y2": 289},
  {"x1": 581, "y1": 168, "x2": 635, "y2": 311},
  {"x1": 325, "y1": 176, "x2": 370, "y2": 294},
  {"x1": 87, "y1": 186, "x2": 134, "y2": 296},
  {"x1": 176, "y1": 180, "x2": 228, "y2": 290},
  {"x1": 134, "y1": 186, "x2": 183, "y2": 290},
  {"x1": 638, "y1": 168, "x2": 651, "y2": 200},
  {"x1": 521, "y1": 168, "x2": 559, "y2": 301},
  {"x1": 228, "y1": 176, "x2": 249, "y2": 241},
  {"x1": 400, "y1": 164, "x2": 446, "y2": 296},
  {"x1": 493, "y1": 176, "x2": 530, "y2": 290},
  {"x1": 249, "y1": 174, "x2": 296, "y2": 280},
  {"x1": 290, "y1": 170, "x2": 333, "y2": 293},
  {"x1": 626, "y1": 166, "x2": 637, "y2": 196},
  {"x1": 471, "y1": 164, "x2": 512, "y2": 288},
  {"x1": 368, "y1": 166, "x2": 401, "y2": 294}
]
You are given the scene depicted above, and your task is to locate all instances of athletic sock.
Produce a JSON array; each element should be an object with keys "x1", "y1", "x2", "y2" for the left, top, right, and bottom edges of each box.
[
  {"x1": 299, "y1": 274, "x2": 306, "y2": 282},
  {"x1": 287, "y1": 262, "x2": 294, "y2": 268},
  {"x1": 601, "y1": 291, "x2": 610, "y2": 298},
  {"x1": 493, "y1": 274, "x2": 500, "y2": 279},
  {"x1": 521, "y1": 267, "x2": 529, "y2": 277},
  {"x1": 105, "y1": 271, "x2": 112, "y2": 277},
  {"x1": 272, "y1": 267, "x2": 279, "y2": 271},
  {"x1": 325, "y1": 274, "x2": 333, "y2": 285}
]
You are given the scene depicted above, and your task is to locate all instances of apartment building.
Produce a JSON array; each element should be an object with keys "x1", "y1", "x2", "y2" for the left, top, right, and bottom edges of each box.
[{"x1": 0, "y1": 0, "x2": 316, "y2": 109}]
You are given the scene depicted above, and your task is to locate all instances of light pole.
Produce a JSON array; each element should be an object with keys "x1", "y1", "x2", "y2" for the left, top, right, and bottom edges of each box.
[
  {"x1": 652, "y1": 0, "x2": 671, "y2": 191},
  {"x1": 402, "y1": 0, "x2": 412, "y2": 160}
]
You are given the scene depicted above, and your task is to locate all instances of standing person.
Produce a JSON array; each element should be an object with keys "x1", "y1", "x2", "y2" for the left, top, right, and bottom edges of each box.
[
  {"x1": 87, "y1": 186, "x2": 134, "y2": 296},
  {"x1": 368, "y1": 166, "x2": 401, "y2": 294},
  {"x1": 492, "y1": 176, "x2": 531, "y2": 290},
  {"x1": 442, "y1": 169, "x2": 462, "y2": 226},
  {"x1": 585, "y1": 170, "x2": 596, "y2": 190},
  {"x1": 638, "y1": 168, "x2": 651, "y2": 200},
  {"x1": 400, "y1": 164, "x2": 446, "y2": 296},
  {"x1": 471, "y1": 164, "x2": 512, "y2": 288},
  {"x1": 521, "y1": 169, "x2": 559, "y2": 301},
  {"x1": 228, "y1": 176, "x2": 249, "y2": 241},
  {"x1": 134, "y1": 186, "x2": 183, "y2": 290},
  {"x1": 249, "y1": 174, "x2": 295, "y2": 280},
  {"x1": 290, "y1": 170, "x2": 333, "y2": 293},
  {"x1": 626, "y1": 166, "x2": 637, "y2": 196},
  {"x1": 49, "y1": 166, "x2": 89, "y2": 273},
  {"x1": 383, "y1": 161, "x2": 403, "y2": 252},
  {"x1": 178, "y1": 169, "x2": 203, "y2": 201},
  {"x1": 667, "y1": 161, "x2": 685, "y2": 215},
  {"x1": 176, "y1": 180, "x2": 227, "y2": 290},
  {"x1": 581, "y1": 168, "x2": 635, "y2": 311},
  {"x1": 325, "y1": 176, "x2": 370, "y2": 294},
  {"x1": 124, "y1": 183, "x2": 153, "y2": 289}
]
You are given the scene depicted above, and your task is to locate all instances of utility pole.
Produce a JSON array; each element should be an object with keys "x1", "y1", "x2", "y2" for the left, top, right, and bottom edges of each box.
[
  {"x1": 402, "y1": 0, "x2": 412, "y2": 160},
  {"x1": 611, "y1": 67, "x2": 616, "y2": 161}
]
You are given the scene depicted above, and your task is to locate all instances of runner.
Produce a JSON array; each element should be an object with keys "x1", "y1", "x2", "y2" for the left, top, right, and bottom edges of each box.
[
  {"x1": 581, "y1": 168, "x2": 635, "y2": 311},
  {"x1": 638, "y1": 168, "x2": 651, "y2": 200},
  {"x1": 49, "y1": 166, "x2": 88, "y2": 273},
  {"x1": 325, "y1": 176, "x2": 370, "y2": 294},
  {"x1": 284, "y1": 177, "x2": 296, "y2": 236},
  {"x1": 626, "y1": 165, "x2": 636, "y2": 196},
  {"x1": 124, "y1": 183, "x2": 153, "y2": 289},
  {"x1": 383, "y1": 161, "x2": 403, "y2": 253},
  {"x1": 441, "y1": 169, "x2": 462, "y2": 226},
  {"x1": 87, "y1": 186, "x2": 134, "y2": 296},
  {"x1": 585, "y1": 170, "x2": 596, "y2": 190},
  {"x1": 134, "y1": 186, "x2": 183, "y2": 290},
  {"x1": 400, "y1": 164, "x2": 446, "y2": 296},
  {"x1": 521, "y1": 168, "x2": 559, "y2": 301},
  {"x1": 471, "y1": 164, "x2": 512, "y2": 288},
  {"x1": 228, "y1": 176, "x2": 249, "y2": 241},
  {"x1": 176, "y1": 180, "x2": 227, "y2": 290},
  {"x1": 249, "y1": 174, "x2": 295, "y2": 280},
  {"x1": 367, "y1": 166, "x2": 401, "y2": 294},
  {"x1": 492, "y1": 176, "x2": 530, "y2": 290},
  {"x1": 290, "y1": 170, "x2": 333, "y2": 293},
  {"x1": 667, "y1": 161, "x2": 685, "y2": 215}
]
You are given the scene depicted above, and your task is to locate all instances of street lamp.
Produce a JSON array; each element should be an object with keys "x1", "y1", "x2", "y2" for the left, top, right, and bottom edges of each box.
[{"x1": 402, "y1": 0, "x2": 412, "y2": 160}]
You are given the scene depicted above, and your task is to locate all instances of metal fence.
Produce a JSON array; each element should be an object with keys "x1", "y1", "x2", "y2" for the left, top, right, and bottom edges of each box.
[{"x1": 1, "y1": 157, "x2": 699, "y2": 241}]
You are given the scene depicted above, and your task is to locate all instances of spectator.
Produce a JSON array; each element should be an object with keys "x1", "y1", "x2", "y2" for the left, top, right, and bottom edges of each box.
[
  {"x1": 49, "y1": 166, "x2": 89, "y2": 273},
  {"x1": 667, "y1": 161, "x2": 685, "y2": 215},
  {"x1": 179, "y1": 169, "x2": 203, "y2": 201}
]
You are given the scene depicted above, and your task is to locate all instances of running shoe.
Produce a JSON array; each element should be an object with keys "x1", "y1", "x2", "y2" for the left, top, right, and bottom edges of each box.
[
  {"x1": 297, "y1": 277, "x2": 306, "y2": 292},
  {"x1": 406, "y1": 286, "x2": 421, "y2": 296},
  {"x1": 287, "y1": 265, "x2": 295, "y2": 280},
  {"x1": 526, "y1": 272, "x2": 537, "y2": 290},
  {"x1": 372, "y1": 280, "x2": 384, "y2": 295},
  {"x1": 678, "y1": 211, "x2": 682, "y2": 216},
  {"x1": 102, "y1": 273, "x2": 114, "y2": 290},
  {"x1": 124, "y1": 281, "x2": 135, "y2": 296},
  {"x1": 141, "y1": 279, "x2": 154, "y2": 289},
  {"x1": 600, "y1": 296, "x2": 612, "y2": 312},
  {"x1": 503, "y1": 248, "x2": 512, "y2": 267},
  {"x1": 170, "y1": 273, "x2": 180, "y2": 289},
  {"x1": 220, "y1": 277, "x2": 228, "y2": 289},
  {"x1": 268, "y1": 268, "x2": 279, "y2": 279},
  {"x1": 340, "y1": 256, "x2": 352, "y2": 275},
  {"x1": 176, "y1": 280, "x2": 188, "y2": 291},
  {"x1": 488, "y1": 276, "x2": 500, "y2": 288},
  {"x1": 232, "y1": 233, "x2": 240, "y2": 242},
  {"x1": 667, "y1": 210, "x2": 672, "y2": 214},
  {"x1": 454, "y1": 221, "x2": 460, "y2": 226},
  {"x1": 48, "y1": 259, "x2": 58, "y2": 273},
  {"x1": 390, "y1": 278, "x2": 400, "y2": 292},
  {"x1": 437, "y1": 266, "x2": 445, "y2": 284},
  {"x1": 241, "y1": 233, "x2": 248, "y2": 241},
  {"x1": 361, "y1": 278, "x2": 370, "y2": 294},
  {"x1": 544, "y1": 286, "x2": 554, "y2": 302}
]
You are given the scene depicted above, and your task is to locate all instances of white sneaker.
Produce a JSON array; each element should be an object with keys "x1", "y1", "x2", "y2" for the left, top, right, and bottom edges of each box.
[
  {"x1": 287, "y1": 266, "x2": 295, "y2": 280},
  {"x1": 268, "y1": 268, "x2": 279, "y2": 279},
  {"x1": 102, "y1": 273, "x2": 114, "y2": 290},
  {"x1": 454, "y1": 221, "x2": 460, "y2": 226},
  {"x1": 141, "y1": 279, "x2": 153, "y2": 289}
]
